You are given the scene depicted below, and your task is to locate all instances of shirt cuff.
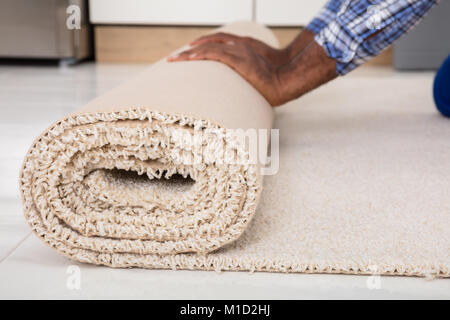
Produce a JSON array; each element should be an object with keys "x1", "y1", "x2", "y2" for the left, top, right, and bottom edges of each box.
[{"x1": 314, "y1": 19, "x2": 362, "y2": 75}]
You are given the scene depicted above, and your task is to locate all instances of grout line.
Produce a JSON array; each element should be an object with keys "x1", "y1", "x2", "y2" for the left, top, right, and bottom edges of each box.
[{"x1": 0, "y1": 231, "x2": 31, "y2": 264}]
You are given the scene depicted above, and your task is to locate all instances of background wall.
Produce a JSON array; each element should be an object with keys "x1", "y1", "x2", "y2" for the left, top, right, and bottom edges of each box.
[{"x1": 394, "y1": 0, "x2": 450, "y2": 70}]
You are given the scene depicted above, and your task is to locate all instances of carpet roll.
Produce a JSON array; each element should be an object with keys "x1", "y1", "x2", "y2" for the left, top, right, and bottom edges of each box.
[{"x1": 20, "y1": 22, "x2": 276, "y2": 267}]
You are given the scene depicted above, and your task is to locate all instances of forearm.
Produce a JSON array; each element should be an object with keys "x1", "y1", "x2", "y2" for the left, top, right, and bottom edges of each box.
[{"x1": 276, "y1": 41, "x2": 337, "y2": 103}]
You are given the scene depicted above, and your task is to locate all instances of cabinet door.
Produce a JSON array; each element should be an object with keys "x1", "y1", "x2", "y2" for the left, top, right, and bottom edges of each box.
[
  {"x1": 256, "y1": 0, "x2": 328, "y2": 26},
  {"x1": 89, "y1": 0, "x2": 253, "y2": 25}
]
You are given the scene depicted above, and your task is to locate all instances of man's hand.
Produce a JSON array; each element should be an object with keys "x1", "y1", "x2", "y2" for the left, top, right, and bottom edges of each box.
[
  {"x1": 167, "y1": 30, "x2": 337, "y2": 107},
  {"x1": 167, "y1": 32, "x2": 287, "y2": 106},
  {"x1": 188, "y1": 32, "x2": 291, "y2": 66}
]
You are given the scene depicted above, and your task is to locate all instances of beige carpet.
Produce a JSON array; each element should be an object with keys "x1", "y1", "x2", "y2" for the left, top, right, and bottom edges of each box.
[
  {"x1": 222, "y1": 70, "x2": 450, "y2": 278},
  {"x1": 20, "y1": 22, "x2": 449, "y2": 278},
  {"x1": 144, "y1": 70, "x2": 449, "y2": 278}
]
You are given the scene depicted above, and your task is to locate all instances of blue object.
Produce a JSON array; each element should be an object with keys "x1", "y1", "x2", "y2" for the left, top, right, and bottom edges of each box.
[{"x1": 434, "y1": 54, "x2": 450, "y2": 117}]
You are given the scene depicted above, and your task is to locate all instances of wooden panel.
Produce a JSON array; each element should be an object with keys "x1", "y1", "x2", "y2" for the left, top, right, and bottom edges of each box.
[
  {"x1": 366, "y1": 47, "x2": 392, "y2": 66},
  {"x1": 89, "y1": 0, "x2": 253, "y2": 25},
  {"x1": 256, "y1": 0, "x2": 328, "y2": 26},
  {"x1": 270, "y1": 27, "x2": 302, "y2": 48},
  {"x1": 95, "y1": 26, "x2": 392, "y2": 66},
  {"x1": 95, "y1": 27, "x2": 302, "y2": 63},
  {"x1": 95, "y1": 26, "x2": 214, "y2": 63}
]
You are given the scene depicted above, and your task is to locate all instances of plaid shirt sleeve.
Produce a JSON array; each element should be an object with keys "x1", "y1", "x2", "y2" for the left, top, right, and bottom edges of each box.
[
  {"x1": 306, "y1": 0, "x2": 344, "y2": 34},
  {"x1": 306, "y1": 0, "x2": 440, "y2": 75}
]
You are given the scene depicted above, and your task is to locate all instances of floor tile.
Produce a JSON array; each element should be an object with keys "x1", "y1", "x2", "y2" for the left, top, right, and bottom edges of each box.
[{"x1": 1, "y1": 235, "x2": 449, "y2": 299}]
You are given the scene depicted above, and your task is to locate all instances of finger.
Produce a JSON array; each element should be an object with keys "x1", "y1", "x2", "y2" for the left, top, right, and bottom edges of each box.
[
  {"x1": 166, "y1": 48, "x2": 200, "y2": 62},
  {"x1": 168, "y1": 42, "x2": 238, "y2": 63},
  {"x1": 190, "y1": 32, "x2": 233, "y2": 45},
  {"x1": 190, "y1": 32, "x2": 239, "y2": 46},
  {"x1": 172, "y1": 43, "x2": 239, "y2": 68},
  {"x1": 183, "y1": 44, "x2": 242, "y2": 72}
]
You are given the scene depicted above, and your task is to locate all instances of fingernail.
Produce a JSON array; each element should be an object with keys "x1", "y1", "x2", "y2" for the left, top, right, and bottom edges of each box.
[
  {"x1": 227, "y1": 41, "x2": 235, "y2": 45},
  {"x1": 189, "y1": 53, "x2": 197, "y2": 59},
  {"x1": 168, "y1": 53, "x2": 179, "y2": 60}
]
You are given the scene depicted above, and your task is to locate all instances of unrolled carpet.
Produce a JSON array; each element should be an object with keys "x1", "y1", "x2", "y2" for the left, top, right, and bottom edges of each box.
[{"x1": 20, "y1": 22, "x2": 449, "y2": 278}]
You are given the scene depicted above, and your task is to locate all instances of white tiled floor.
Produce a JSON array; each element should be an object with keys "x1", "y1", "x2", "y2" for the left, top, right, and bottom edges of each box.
[{"x1": 0, "y1": 61, "x2": 448, "y2": 299}]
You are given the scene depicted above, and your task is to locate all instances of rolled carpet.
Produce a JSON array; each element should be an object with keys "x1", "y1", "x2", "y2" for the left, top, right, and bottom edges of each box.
[
  {"x1": 19, "y1": 22, "x2": 450, "y2": 278},
  {"x1": 20, "y1": 22, "x2": 276, "y2": 267}
]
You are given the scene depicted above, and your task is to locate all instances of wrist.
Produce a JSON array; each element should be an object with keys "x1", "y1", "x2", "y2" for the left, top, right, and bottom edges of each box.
[
  {"x1": 275, "y1": 41, "x2": 337, "y2": 104},
  {"x1": 274, "y1": 62, "x2": 306, "y2": 105},
  {"x1": 277, "y1": 47, "x2": 293, "y2": 64},
  {"x1": 284, "y1": 29, "x2": 316, "y2": 60}
]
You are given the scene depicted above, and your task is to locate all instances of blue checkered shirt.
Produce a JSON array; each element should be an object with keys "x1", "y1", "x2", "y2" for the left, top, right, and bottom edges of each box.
[{"x1": 306, "y1": 0, "x2": 439, "y2": 75}]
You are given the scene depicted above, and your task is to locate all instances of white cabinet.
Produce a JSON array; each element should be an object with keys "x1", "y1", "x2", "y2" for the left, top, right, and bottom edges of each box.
[
  {"x1": 89, "y1": 0, "x2": 328, "y2": 27},
  {"x1": 89, "y1": 0, "x2": 253, "y2": 25},
  {"x1": 256, "y1": 0, "x2": 328, "y2": 26}
]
